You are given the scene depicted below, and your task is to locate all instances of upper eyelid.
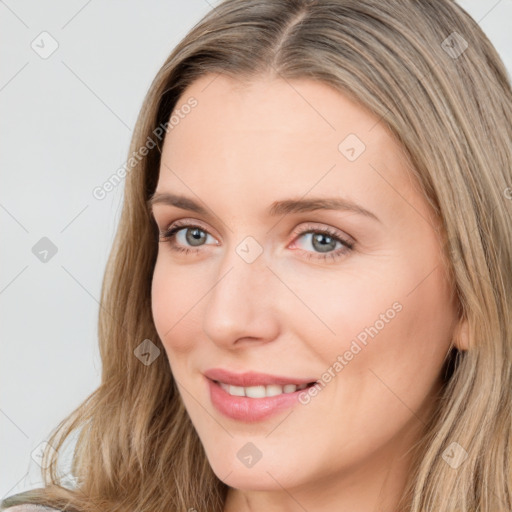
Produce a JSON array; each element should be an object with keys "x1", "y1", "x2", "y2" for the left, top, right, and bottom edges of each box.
[
  {"x1": 159, "y1": 218, "x2": 218, "y2": 238},
  {"x1": 160, "y1": 219, "x2": 353, "y2": 246}
]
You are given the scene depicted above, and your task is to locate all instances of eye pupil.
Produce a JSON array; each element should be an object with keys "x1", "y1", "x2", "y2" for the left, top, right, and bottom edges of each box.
[
  {"x1": 186, "y1": 228, "x2": 206, "y2": 246},
  {"x1": 312, "y1": 233, "x2": 337, "y2": 253}
]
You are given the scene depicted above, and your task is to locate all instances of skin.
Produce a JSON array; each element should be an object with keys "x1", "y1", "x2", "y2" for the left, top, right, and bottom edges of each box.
[{"x1": 150, "y1": 73, "x2": 468, "y2": 512}]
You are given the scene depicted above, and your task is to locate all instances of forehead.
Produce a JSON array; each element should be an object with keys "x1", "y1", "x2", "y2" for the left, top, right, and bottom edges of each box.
[
  {"x1": 157, "y1": 73, "x2": 424, "y2": 224},
  {"x1": 164, "y1": 73, "x2": 397, "y2": 158}
]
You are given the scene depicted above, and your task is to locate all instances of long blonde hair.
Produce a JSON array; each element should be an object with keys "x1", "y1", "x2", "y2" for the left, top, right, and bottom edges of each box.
[{"x1": 2, "y1": 1, "x2": 511, "y2": 511}]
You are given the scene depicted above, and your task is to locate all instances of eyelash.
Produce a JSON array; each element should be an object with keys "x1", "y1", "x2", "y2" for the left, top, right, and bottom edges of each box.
[{"x1": 158, "y1": 220, "x2": 354, "y2": 263}]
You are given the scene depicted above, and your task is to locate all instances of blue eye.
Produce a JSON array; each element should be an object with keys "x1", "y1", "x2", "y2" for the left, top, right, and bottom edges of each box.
[
  {"x1": 292, "y1": 228, "x2": 353, "y2": 262},
  {"x1": 159, "y1": 222, "x2": 216, "y2": 254},
  {"x1": 158, "y1": 222, "x2": 354, "y2": 263}
]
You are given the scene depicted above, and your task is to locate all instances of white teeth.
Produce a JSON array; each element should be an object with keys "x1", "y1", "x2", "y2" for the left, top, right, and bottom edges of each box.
[
  {"x1": 245, "y1": 385, "x2": 266, "y2": 398},
  {"x1": 218, "y1": 381, "x2": 310, "y2": 398},
  {"x1": 266, "y1": 384, "x2": 283, "y2": 397},
  {"x1": 229, "y1": 385, "x2": 245, "y2": 396}
]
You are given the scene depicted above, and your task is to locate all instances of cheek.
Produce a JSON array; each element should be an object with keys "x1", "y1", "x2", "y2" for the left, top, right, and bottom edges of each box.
[
  {"x1": 285, "y1": 257, "x2": 455, "y2": 384},
  {"x1": 338, "y1": 265, "x2": 455, "y2": 407},
  {"x1": 298, "y1": 266, "x2": 455, "y2": 453},
  {"x1": 272, "y1": 260, "x2": 404, "y2": 362},
  {"x1": 151, "y1": 257, "x2": 197, "y2": 355}
]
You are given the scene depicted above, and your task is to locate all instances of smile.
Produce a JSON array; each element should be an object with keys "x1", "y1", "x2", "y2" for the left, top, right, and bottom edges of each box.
[
  {"x1": 215, "y1": 381, "x2": 312, "y2": 398},
  {"x1": 203, "y1": 368, "x2": 319, "y2": 422}
]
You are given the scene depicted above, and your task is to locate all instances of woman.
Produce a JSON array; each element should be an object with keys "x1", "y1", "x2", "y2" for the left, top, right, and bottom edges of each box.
[{"x1": 2, "y1": 1, "x2": 511, "y2": 511}]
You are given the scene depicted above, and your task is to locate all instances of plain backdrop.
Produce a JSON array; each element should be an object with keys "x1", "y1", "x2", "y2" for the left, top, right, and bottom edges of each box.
[{"x1": 1, "y1": 0, "x2": 511, "y2": 499}]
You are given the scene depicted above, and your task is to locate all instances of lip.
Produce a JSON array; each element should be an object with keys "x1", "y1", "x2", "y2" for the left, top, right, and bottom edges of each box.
[
  {"x1": 204, "y1": 368, "x2": 318, "y2": 423},
  {"x1": 204, "y1": 368, "x2": 317, "y2": 387}
]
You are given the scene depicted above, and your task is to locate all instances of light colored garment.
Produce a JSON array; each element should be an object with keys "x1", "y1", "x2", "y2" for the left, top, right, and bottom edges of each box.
[{"x1": 3, "y1": 506, "x2": 62, "y2": 512}]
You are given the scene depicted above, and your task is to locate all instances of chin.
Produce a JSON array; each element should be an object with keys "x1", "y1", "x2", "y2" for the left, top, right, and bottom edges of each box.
[
  {"x1": 215, "y1": 465, "x2": 297, "y2": 491},
  {"x1": 204, "y1": 444, "x2": 301, "y2": 490}
]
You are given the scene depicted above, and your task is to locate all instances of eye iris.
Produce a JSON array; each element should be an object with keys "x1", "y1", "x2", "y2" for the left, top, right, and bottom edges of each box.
[
  {"x1": 312, "y1": 233, "x2": 337, "y2": 253},
  {"x1": 186, "y1": 228, "x2": 206, "y2": 246}
]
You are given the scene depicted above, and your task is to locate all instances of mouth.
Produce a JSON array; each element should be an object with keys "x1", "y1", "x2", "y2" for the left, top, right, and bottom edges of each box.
[
  {"x1": 204, "y1": 370, "x2": 319, "y2": 422},
  {"x1": 203, "y1": 367, "x2": 318, "y2": 388},
  {"x1": 211, "y1": 379, "x2": 318, "y2": 398}
]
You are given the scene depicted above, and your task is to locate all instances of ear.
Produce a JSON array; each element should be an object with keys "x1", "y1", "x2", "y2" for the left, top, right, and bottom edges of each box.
[{"x1": 453, "y1": 316, "x2": 469, "y2": 351}]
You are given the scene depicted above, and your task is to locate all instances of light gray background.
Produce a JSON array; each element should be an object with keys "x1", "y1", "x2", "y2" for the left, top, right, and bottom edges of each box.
[{"x1": 1, "y1": 0, "x2": 511, "y2": 499}]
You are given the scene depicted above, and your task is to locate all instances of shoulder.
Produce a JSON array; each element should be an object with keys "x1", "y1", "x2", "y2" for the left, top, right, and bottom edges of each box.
[
  {"x1": 1, "y1": 491, "x2": 65, "y2": 512},
  {"x1": 2, "y1": 506, "x2": 62, "y2": 512}
]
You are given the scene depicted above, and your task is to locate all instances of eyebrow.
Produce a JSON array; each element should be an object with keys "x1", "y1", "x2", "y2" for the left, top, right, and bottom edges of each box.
[{"x1": 147, "y1": 192, "x2": 381, "y2": 223}]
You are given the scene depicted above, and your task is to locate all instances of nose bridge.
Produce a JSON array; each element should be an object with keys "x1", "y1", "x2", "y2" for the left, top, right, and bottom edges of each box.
[{"x1": 202, "y1": 235, "x2": 278, "y2": 345}]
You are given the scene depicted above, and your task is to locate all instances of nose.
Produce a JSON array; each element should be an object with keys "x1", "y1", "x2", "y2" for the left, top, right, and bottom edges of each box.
[{"x1": 201, "y1": 242, "x2": 281, "y2": 349}]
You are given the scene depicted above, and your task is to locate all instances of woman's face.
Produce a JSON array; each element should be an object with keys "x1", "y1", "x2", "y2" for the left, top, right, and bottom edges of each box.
[{"x1": 150, "y1": 74, "x2": 461, "y2": 500}]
